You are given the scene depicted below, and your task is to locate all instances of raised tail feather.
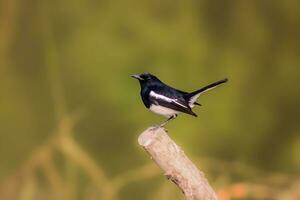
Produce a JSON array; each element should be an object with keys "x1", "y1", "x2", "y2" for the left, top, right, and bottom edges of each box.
[{"x1": 185, "y1": 78, "x2": 228, "y2": 106}]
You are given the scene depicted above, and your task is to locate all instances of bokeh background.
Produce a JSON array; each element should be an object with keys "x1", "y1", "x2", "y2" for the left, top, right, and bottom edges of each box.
[{"x1": 0, "y1": 0, "x2": 299, "y2": 199}]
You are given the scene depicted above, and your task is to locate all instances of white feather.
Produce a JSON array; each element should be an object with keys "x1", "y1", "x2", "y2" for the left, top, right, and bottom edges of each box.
[
  {"x1": 149, "y1": 104, "x2": 179, "y2": 118},
  {"x1": 188, "y1": 85, "x2": 219, "y2": 105},
  {"x1": 149, "y1": 91, "x2": 187, "y2": 108}
]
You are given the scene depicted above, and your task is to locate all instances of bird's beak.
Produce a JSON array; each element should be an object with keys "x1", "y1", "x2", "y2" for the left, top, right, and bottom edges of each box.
[{"x1": 131, "y1": 74, "x2": 143, "y2": 80}]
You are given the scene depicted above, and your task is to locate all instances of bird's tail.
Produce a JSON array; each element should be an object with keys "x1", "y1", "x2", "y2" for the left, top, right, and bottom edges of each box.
[{"x1": 185, "y1": 78, "x2": 228, "y2": 106}]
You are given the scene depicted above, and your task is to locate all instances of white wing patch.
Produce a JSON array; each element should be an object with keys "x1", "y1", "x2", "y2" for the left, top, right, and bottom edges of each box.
[{"x1": 149, "y1": 91, "x2": 187, "y2": 108}]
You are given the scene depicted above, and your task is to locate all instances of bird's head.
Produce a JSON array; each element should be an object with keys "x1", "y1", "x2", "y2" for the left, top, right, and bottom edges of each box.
[{"x1": 131, "y1": 73, "x2": 160, "y2": 85}]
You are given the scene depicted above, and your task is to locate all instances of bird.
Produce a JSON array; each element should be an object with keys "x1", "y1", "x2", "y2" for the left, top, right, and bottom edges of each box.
[{"x1": 131, "y1": 73, "x2": 228, "y2": 126}]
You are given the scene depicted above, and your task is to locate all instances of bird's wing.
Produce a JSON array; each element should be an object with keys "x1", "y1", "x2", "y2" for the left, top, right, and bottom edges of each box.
[{"x1": 149, "y1": 91, "x2": 197, "y2": 116}]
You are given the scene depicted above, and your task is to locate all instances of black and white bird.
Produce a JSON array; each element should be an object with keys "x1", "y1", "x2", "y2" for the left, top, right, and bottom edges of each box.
[{"x1": 131, "y1": 73, "x2": 228, "y2": 126}]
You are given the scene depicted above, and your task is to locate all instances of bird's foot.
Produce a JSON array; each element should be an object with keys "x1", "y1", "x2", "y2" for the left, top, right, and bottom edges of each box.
[
  {"x1": 159, "y1": 115, "x2": 176, "y2": 127},
  {"x1": 150, "y1": 124, "x2": 162, "y2": 129},
  {"x1": 149, "y1": 115, "x2": 176, "y2": 131},
  {"x1": 149, "y1": 124, "x2": 167, "y2": 131}
]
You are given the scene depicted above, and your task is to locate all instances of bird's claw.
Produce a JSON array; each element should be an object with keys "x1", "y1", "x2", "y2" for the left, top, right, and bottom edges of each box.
[{"x1": 149, "y1": 124, "x2": 167, "y2": 131}]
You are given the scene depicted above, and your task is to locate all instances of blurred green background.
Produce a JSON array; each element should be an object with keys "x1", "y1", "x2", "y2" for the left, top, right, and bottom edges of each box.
[{"x1": 0, "y1": 0, "x2": 300, "y2": 199}]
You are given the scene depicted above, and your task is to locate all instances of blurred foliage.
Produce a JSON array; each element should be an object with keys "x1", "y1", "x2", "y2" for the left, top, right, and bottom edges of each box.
[{"x1": 0, "y1": 0, "x2": 299, "y2": 199}]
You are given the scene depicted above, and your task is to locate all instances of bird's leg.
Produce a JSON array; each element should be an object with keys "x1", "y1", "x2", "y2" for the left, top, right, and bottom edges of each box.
[{"x1": 159, "y1": 114, "x2": 177, "y2": 127}]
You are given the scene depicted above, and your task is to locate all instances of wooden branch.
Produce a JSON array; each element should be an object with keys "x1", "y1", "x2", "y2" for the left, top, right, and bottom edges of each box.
[{"x1": 138, "y1": 127, "x2": 218, "y2": 200}]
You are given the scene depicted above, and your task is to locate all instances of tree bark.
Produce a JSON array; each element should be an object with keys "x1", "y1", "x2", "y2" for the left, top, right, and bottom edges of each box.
[{"x1": 138, "y1": 127, "x2": 218, "y2": 200}]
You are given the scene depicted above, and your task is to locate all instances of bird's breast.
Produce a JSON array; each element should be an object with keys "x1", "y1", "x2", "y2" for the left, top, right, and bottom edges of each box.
[
  {"x1": 140, "y1": 88, "x2": 152, "y2": 108},
  {"x1": 149, "y1": 104, "x2": 179, "y2": 118}
]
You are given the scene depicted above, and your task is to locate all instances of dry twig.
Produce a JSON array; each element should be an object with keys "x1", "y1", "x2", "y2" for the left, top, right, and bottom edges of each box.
[{"x1": 138, "y1": 127, "x2": 218, "y2": 200}]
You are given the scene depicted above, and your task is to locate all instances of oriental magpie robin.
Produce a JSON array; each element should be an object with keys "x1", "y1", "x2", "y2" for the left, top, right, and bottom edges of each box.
[{"x1": 131, "y1": 73, "x2": 228, "y2": 126}]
